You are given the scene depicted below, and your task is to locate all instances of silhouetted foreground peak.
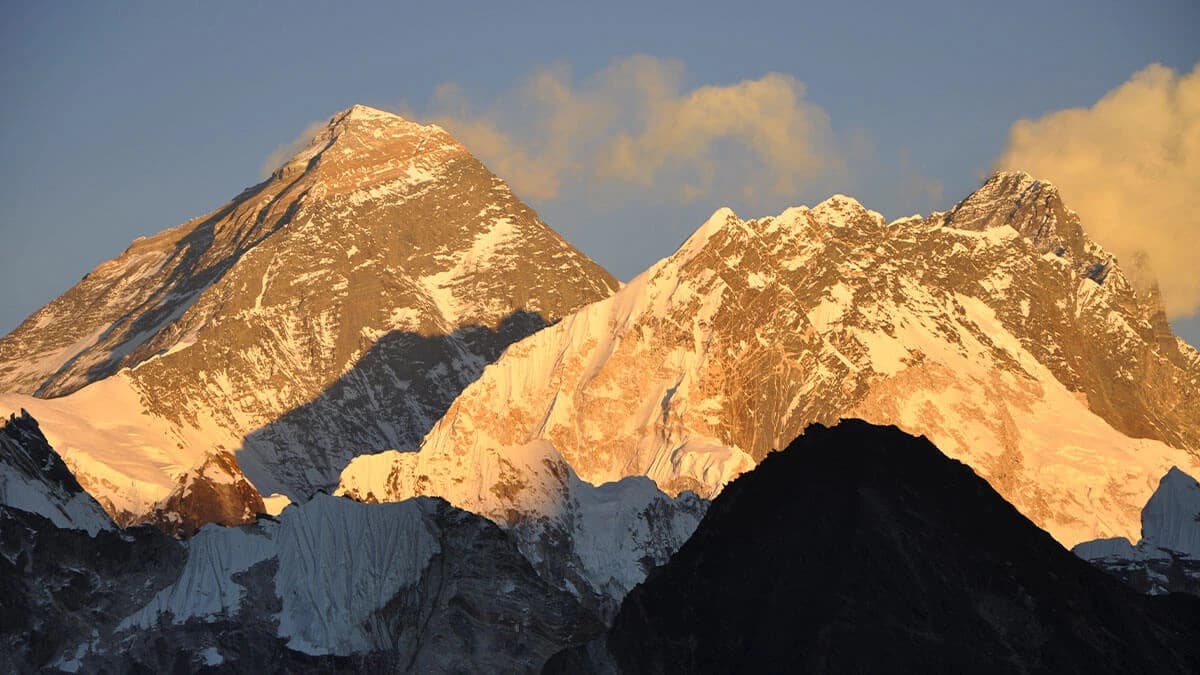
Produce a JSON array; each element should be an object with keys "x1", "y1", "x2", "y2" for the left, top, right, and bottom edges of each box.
[{"x1": 547, "y1": 419, "x2": 1200, "y2": 674}]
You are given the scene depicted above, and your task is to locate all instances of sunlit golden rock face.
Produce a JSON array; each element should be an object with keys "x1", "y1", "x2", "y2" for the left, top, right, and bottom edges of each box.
[
  {"x1": 343, "y1": 172, "x2": 1200, "y2": 548},
  {"x1": 0, "y1": 105, "x2": 618, "y2": 528}
]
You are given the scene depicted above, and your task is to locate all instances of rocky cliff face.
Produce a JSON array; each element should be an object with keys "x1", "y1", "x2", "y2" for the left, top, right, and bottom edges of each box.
[
  {"x1": 144, "y1": 450, "x2": 267, "y2": 537},
  {"x1": 342, "y1": 172, "x2": 1200, "y2": 547},
  {"x1": 2, "y1": 495, "x2": 606, "y2": 673},
  {"x1": 546, "y1": 421, "x2": 1200, "y2": 674},
  {"x1": 933, "y1": 172, "x2": 1200, "y2": 451},
  {"x1": 0, "y1": 104, "x2": 618, "y2": 528}
]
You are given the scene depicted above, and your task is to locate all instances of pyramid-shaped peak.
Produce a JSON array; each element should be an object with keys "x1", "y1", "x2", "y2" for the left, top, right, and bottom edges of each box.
[
  {"x1": 947, "y1": 171, "x2": 1071, "y2": 222},
  {"x1": 325, "y1": 104, "x2": 435, "y2": 137},
  {"x1": 939, "y1": 170, "x2": 1097, "y2": 266},
  {"x1": 269, "y1": 105, "x2": 459, "y2": 181},
  {"x1": 673, "y1": 206, "x2": 741, "y2": 260},
  {"x1": 957, "y1": 172, "x2": 1077, "y2": 221},
  {"x1": 342, "y1": 103, "x2": 402, "y2": 120},
  {"x1": 989, "y1": 169, "x2": 1035, "y2": 184},
  {"x1": 332, "y1": 104, "x2": 428, "y2": 128}
]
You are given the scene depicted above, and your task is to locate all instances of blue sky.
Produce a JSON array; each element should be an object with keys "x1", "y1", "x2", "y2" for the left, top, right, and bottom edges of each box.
[{"x1": 1, "y1": 0, "x2": 1198, "y2": 344}]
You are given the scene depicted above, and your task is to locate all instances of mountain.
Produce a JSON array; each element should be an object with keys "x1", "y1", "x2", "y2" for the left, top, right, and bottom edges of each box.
[
  {"x1": 340, "y1": 172, "x2": 1200, "y2": 548},
  {"x1": 108, "y1": 495, "x2": 602, "y2": 672},
  {"x1": 0, "y1": 413, "x2": 605, "y2": 673},
  {"x1": 0, "y1": 421, "x2": 187, "y2": 671},
  {"x1": 0, "y1": 411, "x2": 113, "y2": 535},
  {"x1": 1, "y1": 506, "x2": 185, "y2": 673},
  {"x1": 0, "y1": 104, "x2": 618, "y2": 528},
  {"x1": 2, "y1": 496, "x2": 606, "y2": 673},
  {"x1": 337, "y1": 437, "x2": 707, "y2": 617},
  {"x1": 546, "y1": 420, "x2": 1200, "y2": 674},
  {"x1": 1075, "y1": 466, "x2": 1200, "y2": 596}
]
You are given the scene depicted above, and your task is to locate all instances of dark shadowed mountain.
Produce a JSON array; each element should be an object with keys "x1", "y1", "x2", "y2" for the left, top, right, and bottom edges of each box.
[
  {"x1": 0, "y1": 506, "x2": 185, "y2": 672},
  {"x1": 547, "y1": 420, "x2": 1200, "y2": 674}
]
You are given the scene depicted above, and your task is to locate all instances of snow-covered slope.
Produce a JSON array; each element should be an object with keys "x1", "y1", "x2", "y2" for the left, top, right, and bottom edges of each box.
[
  {"x1": 1141, "y1": 467, "x2": 1200, "y2": 558},
  {"x1": 104, "y1": 494, "x2": 601, "y2": 670},
  {"x1": 0, "y1": 376, "x2": 265, "y2": 532},
  {"x1": 338, "y1": 439, "x2": 706, "y2": 615},
  {"x1": 1074, "y1": 466, "x2": 1200, "y2": 595},
  {"x1": 0, "y1": 410, "x2": 113, "y2": 535},
  {"x1": 0, "y1": 104, "x2": 618, "y2": 528},
  {"x1": 122, "y1": 494, "x2": 439, "y2": 655},
  {"x1": 341, "y1": 172, "x2": 1200, "y2": 548},
  {"x1": 2, "y1": 492, "x2": 604, "y2": 672}
]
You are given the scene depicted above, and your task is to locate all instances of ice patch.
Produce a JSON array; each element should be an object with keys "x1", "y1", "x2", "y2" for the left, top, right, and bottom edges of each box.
[{"x1": 121, "y1": 495, "x2": 440, "y2": 656}]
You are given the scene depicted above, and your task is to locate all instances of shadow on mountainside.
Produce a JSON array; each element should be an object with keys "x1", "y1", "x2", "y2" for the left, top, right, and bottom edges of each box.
[{"x1": 234, "y1": 309, "x2": 550, "y2": 500}]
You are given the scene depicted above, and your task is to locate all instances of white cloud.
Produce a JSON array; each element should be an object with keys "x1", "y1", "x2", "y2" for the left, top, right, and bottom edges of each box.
[
  {"x1": 423, "y1": 55, "x2": 844, "y2": 209},
  {"x1": 996, "y1": 63, "x2": 1200, "y2": 318}
]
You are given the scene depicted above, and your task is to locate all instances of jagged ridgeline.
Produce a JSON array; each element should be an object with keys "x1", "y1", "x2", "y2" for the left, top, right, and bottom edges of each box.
[
  {"x1": 341, "y1": 172, "x2": 1200, "y2": 550},
  {"x1": 0, "y1": 105, "x2": 618, "y2": 531},
  {"x1": 0, "y1": 412, "x2": 605, "y2": 672},
  {"x1": 3, "y1": 103, "x2": 1200, "y2": 673}
]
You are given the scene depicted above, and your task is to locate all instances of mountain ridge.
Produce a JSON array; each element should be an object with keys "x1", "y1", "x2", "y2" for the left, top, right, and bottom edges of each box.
[
  {"x1": 341, "y1": 171, "x2": 1200, "y2": 547},
  {"x1": 0, "y1": 104, "x2": 619, "y2": 529},
  {"x1": 0, "y1": 409, "x2": 607, "y2": 672},
  {"x1": 0, "y1": 410, "x2": 114, "y2": 535}
]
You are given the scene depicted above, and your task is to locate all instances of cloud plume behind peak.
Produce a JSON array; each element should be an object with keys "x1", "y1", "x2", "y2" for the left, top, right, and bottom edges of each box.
[
  {"x1": 996, "y1": 63, "x2": 1200, "y2": 319},
  {"x1": 421, "y1": 55, "x2": 844, "y2": 209}
]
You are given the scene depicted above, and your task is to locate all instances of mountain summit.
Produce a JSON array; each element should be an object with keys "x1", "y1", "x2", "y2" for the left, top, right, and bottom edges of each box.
[
  {"x1": 0, "y1": 105, "x2": 618, "y2": 529},
  {"x1": 341, "y1": 173, "x2": 1200, "y2": 548}
]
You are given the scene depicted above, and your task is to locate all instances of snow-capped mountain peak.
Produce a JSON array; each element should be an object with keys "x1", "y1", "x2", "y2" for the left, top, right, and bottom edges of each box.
[
  {"x1": 0, "y1": 103, "x2": 618, "y2": 530},
  {"x1": 342, "y1": 103, "x2": 402, "y2": 120},
  {"x1": 270, "y1": 104, "x2": 465, "y2": 195},
  {"x1": 1074, "y1": 465, "x2": 1200, "y2": 595},
  {"x1": 676, "y1": 196, "x2": 885, "y2": 266},
  {"x1": 342, "y1": 173, "x2": 1200, "y2": 551},
  {"x1": 1143, "y1": 466, "x2": 1200, "y2": 558},
  {"x1": 808, "y1": 193, "x2": 886, "y2": 228},
  {"x1": 937, "y1": 170, "x2": 1113, "y2": 279}
]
